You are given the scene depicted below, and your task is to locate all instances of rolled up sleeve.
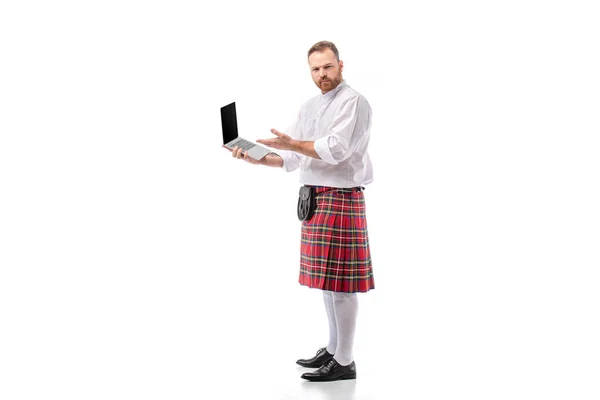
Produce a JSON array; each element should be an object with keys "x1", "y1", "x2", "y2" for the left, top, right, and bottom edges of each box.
[
  {"x1": 280, "y1": 149, "x2": 301, "y2": 172},
  {"x1": 314, "y1": 96, "x2": 369, "y2": 165}
]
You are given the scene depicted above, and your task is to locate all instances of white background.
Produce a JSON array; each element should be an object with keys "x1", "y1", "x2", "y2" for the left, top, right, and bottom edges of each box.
[{"x1": 1, "y1": 1, "x2": 599, "y2": 399}]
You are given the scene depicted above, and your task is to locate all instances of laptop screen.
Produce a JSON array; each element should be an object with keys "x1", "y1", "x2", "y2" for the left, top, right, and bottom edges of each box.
[{"x1": 221, "y1": 102, "x2": 238, "y2": 145}]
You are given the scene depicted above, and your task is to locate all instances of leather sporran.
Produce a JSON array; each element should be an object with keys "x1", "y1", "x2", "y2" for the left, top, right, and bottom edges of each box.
[{"x1": 297, "y1": 186, "x2": 316, "y2": 221}]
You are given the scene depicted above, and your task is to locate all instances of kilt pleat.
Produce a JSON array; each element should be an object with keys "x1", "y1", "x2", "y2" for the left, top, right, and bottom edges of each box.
[{"x1": 299, "y1": 186, "x2": 375, "y2": 293}]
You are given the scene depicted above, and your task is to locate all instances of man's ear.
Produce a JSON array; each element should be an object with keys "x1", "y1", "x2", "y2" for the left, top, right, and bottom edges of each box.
[{"x1": 339, "y1": 60, "x2": 344, "y2": 72}]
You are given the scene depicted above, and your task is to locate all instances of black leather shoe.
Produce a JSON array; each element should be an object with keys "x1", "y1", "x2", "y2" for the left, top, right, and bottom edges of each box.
[
  {"x1": 296, "y1": 347, "x2": 334, "y2": 368},
  {"x1": 301, "y1": 359, "x2": 357, "y2": 381}
]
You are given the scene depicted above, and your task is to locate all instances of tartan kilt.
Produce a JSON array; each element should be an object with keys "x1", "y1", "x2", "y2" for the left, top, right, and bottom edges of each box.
[{"x1": 299, "y1": 186, "x2": 375, "y2": 293}]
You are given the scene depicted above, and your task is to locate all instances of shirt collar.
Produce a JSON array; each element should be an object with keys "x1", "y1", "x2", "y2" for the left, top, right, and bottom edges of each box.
[{"x1": 322, "y1": 80, "x2": 346, "y2": 100}]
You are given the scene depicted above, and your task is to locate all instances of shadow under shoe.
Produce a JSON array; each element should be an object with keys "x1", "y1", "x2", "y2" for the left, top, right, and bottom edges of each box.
[
  {"x1": 296, "y1": 347, "x2": 335, "y2": 368},
  {"x1": 301, "y1": 359, "x2": 357, "y2": 382}
]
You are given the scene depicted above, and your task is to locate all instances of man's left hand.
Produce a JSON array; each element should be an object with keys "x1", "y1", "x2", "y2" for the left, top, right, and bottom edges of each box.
[{"x1": 257, "y1": 129, "x2": 296, "y2": 151}]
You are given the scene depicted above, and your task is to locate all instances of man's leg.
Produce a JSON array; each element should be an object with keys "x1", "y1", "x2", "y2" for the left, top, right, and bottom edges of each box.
[
  {"x1": 300, "y1": 291, "x2": 358, "y2": 381},
  {"x1": 332, "y1": 292, "x2": 358, "y2": 366},
  {"x1": 295, "y1": 291, "x2": 337, "y2": 368},
  {"x1": 323, "y1": 290, "x2": 337, "y2": 354}
]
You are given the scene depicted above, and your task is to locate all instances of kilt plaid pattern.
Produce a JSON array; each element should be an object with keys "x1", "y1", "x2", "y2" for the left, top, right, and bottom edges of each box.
[{"x1": 299, "y1": 186, "x2": 375, "y2": 293}]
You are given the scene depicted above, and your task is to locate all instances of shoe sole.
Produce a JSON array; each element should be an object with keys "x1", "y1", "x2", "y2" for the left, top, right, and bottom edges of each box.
[{"x1": 302, "y1": 372, "x2": 357, "y2": 382}]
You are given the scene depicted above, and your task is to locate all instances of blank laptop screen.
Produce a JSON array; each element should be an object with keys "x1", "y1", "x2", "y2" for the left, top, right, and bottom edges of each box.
[{"x1": 221, "y1": 102, "x2": 238, "y2": 145}]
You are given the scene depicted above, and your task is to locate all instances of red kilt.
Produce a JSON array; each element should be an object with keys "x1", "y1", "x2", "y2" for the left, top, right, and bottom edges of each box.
[{"x1": 299, "y1": 186, "x2": 375, "y2": 293}]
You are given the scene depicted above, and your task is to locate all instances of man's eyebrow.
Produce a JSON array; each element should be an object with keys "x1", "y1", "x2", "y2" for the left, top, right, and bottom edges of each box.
[{"x1": 312, "y1": 63, "x2": 334, "y2": 69}]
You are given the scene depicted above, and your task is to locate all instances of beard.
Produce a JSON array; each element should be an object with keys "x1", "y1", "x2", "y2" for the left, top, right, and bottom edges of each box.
[{"x1": 317, "y1": 74, "x2": 342, "y2": 92}]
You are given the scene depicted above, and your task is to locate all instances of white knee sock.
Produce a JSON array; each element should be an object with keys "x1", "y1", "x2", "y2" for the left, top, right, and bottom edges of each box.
[
  {"x1": 323, "y1": 291, "x2": 337, "y2": 354},
  {"x1": 332, "y1": 292, "x2": 358, "y2": 366}
]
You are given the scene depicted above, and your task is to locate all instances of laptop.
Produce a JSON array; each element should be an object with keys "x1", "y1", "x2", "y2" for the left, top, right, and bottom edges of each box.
[{"x1": 221, "y1": 102, "x2": 271, "y2": 160}]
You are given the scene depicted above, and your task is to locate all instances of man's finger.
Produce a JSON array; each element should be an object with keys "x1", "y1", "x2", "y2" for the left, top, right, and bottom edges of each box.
[{"x1": 270, "y1": 128, "x2": 283, "y2": 137}]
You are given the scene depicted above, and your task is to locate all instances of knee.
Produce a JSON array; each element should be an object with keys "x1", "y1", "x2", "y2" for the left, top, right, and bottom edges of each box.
[{"x1": 332, "y1": 292, "x2": 357, "y2": 303}]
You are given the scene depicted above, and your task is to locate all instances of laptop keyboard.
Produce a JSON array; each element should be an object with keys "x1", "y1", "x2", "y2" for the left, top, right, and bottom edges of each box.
[{"x1": 232, "y1": 139, "x2": 255, "y2": 151}]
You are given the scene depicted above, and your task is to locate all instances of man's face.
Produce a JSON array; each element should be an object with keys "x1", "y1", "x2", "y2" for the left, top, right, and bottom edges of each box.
[{"x1": 308, "y1": 49, "x2": 344, "y2": 93}]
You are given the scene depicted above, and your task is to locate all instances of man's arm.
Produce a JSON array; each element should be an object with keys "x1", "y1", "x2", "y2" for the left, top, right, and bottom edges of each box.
[
  {"x1": 290, "y1": 140, "x2": 320, "y2": 159},
  {"x1": 257, "y1": 95, "x2": 369, "y2": 164},
  {"x1": 257, "y1": 129, "x2": 321, "y2": 160}
]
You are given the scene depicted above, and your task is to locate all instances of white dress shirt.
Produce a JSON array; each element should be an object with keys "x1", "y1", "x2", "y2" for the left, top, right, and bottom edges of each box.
[{"x1": 279, "y1": 80, "x2": 373, "y2": 188}]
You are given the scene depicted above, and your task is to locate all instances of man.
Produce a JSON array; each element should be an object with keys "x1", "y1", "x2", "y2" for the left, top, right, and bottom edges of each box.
[{"x1": 229, "y1": 41, "x2": 374, "y2": 382}]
